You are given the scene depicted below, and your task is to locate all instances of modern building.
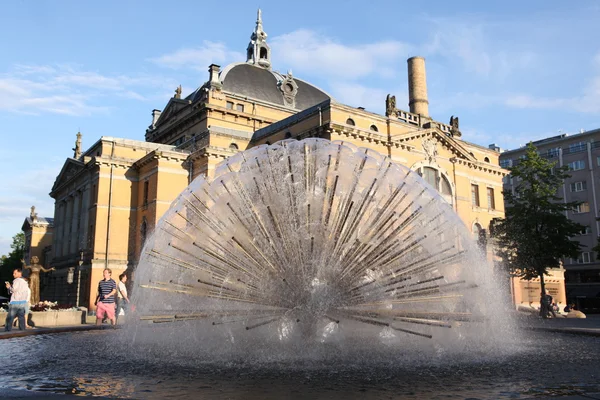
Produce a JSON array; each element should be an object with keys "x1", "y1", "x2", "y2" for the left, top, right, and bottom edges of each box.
[
  {"x1": 499, "y1": 128, "x2": 600, "y2": 313},
  {"x1": 41, "y1": 10, "x2": 507, "y2": 311}
]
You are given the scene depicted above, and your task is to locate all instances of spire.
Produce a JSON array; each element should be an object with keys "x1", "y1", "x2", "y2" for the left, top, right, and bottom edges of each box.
[
  {"x1": 73, "y1": 131, "x2": 82, "y2": 159},
  {"x1": 246, "y1": 8, "x2": 271, "y2": 69}
]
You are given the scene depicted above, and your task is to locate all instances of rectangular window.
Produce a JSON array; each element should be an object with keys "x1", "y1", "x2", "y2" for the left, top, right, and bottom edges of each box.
[
  {"x1": 547, "y1": 148, "x2": 560, "y2": 158},
  {"x1": 568, "y1": 142, "x2": 586, "y2": 153},
  {"x1": 143, "y1": 181, "x2": 149, "y2": 206},
  {"x1": 579, "y1": 226, "x2": 591, "y2": 235},
  {"x1": 236, "y1": 104, "x2": 245, "y2": 112},
  {"x1": 471, "y1": 184, "x2": 480, "y2": 207},
  {"x1": 226, "y1": 101, "x2": 234, "y2": 110},
  {"x1": 487, "y1": 187, "x2": 495, "y2": 210},
  {"x1": 568, "y1": 160, "x2": 585, "y2": 171},
  {"x1": 577, "y1": 252, "x2": 591, "y2": 264},
  {"x1": 573, "y1": 202, "x2": 590, "y2": 214},
  {"x1": 570, "y1": 181, "x2": 587, "y2": 192},
  {"x1": 597, "y1": 155, "x2": 600, "y2": 167},
  {"x1": 499, "y1": 159, "x2": 512, "y2": 168}
]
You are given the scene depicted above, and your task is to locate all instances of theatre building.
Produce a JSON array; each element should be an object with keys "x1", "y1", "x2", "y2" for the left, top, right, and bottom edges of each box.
[{"x1": 43, "y1": 11, "x2": 506, "y2": 310}]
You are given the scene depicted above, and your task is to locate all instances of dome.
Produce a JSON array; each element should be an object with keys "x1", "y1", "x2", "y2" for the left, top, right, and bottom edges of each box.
[{"x1": 219, "y1": 63, "x2": 331, "y2": 110}]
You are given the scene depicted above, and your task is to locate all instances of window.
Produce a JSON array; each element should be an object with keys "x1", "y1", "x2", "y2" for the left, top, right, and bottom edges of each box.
[
  {"x1": 597, "y1": 155, "x2": 600, "y2": 167},
  {"x1": 422, "y1": 167, "x2": 437, "y2": 188},
  {"x1": 573, "y1": 202, "x2": 590, "y2": 214},
  {"x1": 229, "y1": 143, "x2": 239, "y2": 150},
  {"x1": 577, "y1": 252, "x2": 591, "y2": 264},
  {"x1": 369, "y1": 124, "x2": 378, "y2": 132},
  {"x1": 579, "y1": 226, "x2": 591, "y2": 235},
  {"x1": 484, "y1": 157, "x2": 490, "y2": 163},
  {"x1": 140, "y1": 217, "x2": 147, "y2": 247},
  {"x1": 416, "y1": 167, "x2": 453, "y2": 202},
  {"x1": 143, "y1": 181, "x2": 149, "y2": 206},
  {"x1": 259, "y1": 47, "x2": 268, "y2": 59},
  {"x1": 568, "y1": 160, "x2": 585, "y2": 171},
  {"x1": 568, "y1": 142, "x2": 586, "y2": 153},
  {"x1": 471, "y1": 184, "x2": 480, "y2": 207},
  {"x1": 570, "y1": 181, "x2": 587, "y2": 192},
  {"x1": 547, "y1": 148, "x2": 560, "y2": 158},
  {"x1": 441, "y1": 176, "x2": 452, "y2": 196},
  {"x1": 346, "y1": 118, "x2": 355, "y2": 126},
  {"x1": 236, "y1": 104, "x2": 244, "y2": 112},
  {"x1": 500, "y1": 159, "x2": 512, "y2": 168},
  {"x1": 487, "y1": 188, "x2": 495, "y2": 210},
  {"x1": 226, "y1": 101, "x2": 234, "y2": 110},
  {"x1": 285, "y1": 132, "x2": 292, "y2": 139}
]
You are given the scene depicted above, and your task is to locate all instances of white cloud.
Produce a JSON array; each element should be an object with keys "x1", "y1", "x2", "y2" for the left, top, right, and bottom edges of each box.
[
  {"x1": 150, "y1": 41, "x2": 244, "y2": 71},
  {"x1": 0, "y1": 64, "x2": 177, "y2": 116},
  {"x1": 423, "y1": 18, "x2": 537, "y2": 79},
  {"x1": 271, "y1": 29, "x2": 411, "y2": 80}
]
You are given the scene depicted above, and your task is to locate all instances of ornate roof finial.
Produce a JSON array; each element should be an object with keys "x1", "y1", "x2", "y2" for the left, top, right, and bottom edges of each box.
[
  {"x1": 174, "y1": 85, "x2": 182, "y2": 99},
  {"x1": 246, "y1": 9, "x2": 271, "y2": 69},
  {"x1": 73, "y1": 131, "x2": 82, "y2": 159}
]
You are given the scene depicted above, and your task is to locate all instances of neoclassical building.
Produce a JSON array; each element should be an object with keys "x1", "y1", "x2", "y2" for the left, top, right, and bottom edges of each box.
[{"x1": 44, "y1": 10, "x2": 507, "y2": 310}]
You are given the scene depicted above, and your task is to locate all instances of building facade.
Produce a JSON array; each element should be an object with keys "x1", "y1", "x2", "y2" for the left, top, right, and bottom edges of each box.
[
  {"x1": 42, "y1": 10, "x2": 507, "y2": 311},
  {"x1": 500, "y1": 129, "x2": 600, "y2": 313}
]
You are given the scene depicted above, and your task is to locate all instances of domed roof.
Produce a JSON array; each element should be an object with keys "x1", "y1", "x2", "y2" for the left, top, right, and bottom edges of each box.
[{"x1": 219, "y1": 63, "x2": 331, "y2": 110}]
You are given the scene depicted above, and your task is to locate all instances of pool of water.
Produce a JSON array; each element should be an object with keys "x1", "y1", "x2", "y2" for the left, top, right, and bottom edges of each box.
[{"x1": 0, "y1": 327, "x2": 598, "y2": 399}]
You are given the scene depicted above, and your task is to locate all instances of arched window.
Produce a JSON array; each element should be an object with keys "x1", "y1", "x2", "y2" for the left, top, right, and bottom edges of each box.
[
  {"x1": 422, "y1": 166, "x2": 437, "y2": 188},
  {"x1": 285, "y1": 132, "x2": 292, "y2": 139},
  {"x1": 417, "y1": 166, "x2": 453, "y2": 204},
  {"x1": 346, "y1": 118, "x2": 355, "y2": 126},
  {"x1": 260, "y1": 47, "x2": 268, "y2": 59},
  {"x1": 229, "y1": 143, "x2": 239, "y2": 150},
  {"x1": 484, "y1": 157, "x2": 490, "y2": 163},
  {"x1": 370, "y1": 124, "x2": 378, "y2": 132},
  {"x1": 441, "y1": 175, "x2": 452, "y2": 196},
  {"x1": 265, "y1": 141, "x2": 271, "y2": 145}
]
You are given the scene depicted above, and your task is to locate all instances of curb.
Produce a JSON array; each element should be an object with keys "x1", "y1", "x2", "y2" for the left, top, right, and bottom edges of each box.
[{"x1": 0, "y1": 325, "x2": 120, "y2": 340}]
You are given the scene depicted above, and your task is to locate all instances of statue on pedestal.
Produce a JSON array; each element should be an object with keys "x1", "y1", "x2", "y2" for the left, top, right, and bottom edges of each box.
[{"x1": 21, "y1": 256, "x2": 55, "y2": 304}]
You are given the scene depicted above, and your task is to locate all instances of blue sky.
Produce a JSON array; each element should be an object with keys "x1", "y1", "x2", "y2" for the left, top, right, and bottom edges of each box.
[{"x1": 1, "y1": 0, "x2": 599, "y2": 255}]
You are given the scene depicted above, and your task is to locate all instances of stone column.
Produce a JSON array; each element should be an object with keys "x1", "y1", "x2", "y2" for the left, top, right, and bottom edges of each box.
[
  {"x1": 70, "y1": 191, "x2": 80, "y2": 254},
  {"x1": 62, "y1": 196, "x2": 73, "y2": 256},
  {"x1": 80, "y1": 185, "x2": 90, "y2": 252}
]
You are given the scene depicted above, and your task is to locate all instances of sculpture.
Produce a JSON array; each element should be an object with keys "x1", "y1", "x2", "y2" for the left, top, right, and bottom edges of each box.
[
  {"x1": 21, "y1": 256, "x2": 55, "y2": 304},
  {"x1": 174, "y1": 85, "x2": 182, "y2": 99},
  {"x1": 449, "y1": 116, "x2": 461, "y2": 136},
  {"x1": 385, "y1": 94, "x2": 397, "y2": 117}
]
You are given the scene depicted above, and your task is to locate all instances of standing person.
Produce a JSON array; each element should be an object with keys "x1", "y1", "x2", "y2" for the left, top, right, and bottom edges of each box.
[
  {"x1": 116, "y1": 273, "x2": 130, "y2": 323},
  {"x1": 542, "y1": 290, "x2": 557, "y2": 318},
  {"x1": 95, "y1": 269, "x2": 117, "y2": 326},
  {"x1": 4, "y1": 268, "x2": 28, "y2": 331}
]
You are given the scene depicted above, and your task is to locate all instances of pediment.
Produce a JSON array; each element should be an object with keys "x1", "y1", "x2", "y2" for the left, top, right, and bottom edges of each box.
[
  {"x1": 51, "y1": 158, "x2": 85, "y2": 193},
  {"x1": 154, "y1": 98, "x2": 188, "y2": 128},
  {"x1": 393, "y1": 128, "x2": 478, "y2": 163}
]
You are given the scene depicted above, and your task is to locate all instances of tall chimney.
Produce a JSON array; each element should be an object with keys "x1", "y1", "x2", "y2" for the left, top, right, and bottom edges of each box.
[{"x1": 407, "y1": 56, "x2": 429, "y2": 117}]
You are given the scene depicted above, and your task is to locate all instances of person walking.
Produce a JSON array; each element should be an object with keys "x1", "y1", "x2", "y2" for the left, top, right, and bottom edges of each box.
[
  {"x1": 116, "y1": 273, "x2": 130, "y2": 323},
  {"x1": 95, "y1": 269, "x2": 117, "y2": 327},
  {"x1": 4, "y1": 268, "x2": 28, "y2": 331}
]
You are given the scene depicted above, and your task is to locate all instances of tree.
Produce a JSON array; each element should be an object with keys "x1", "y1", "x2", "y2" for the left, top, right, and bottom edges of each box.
[
  {"x1": 0, "y1": 232, "x2": 26, "y2": 294},
  {"x1": 490, "y1": 142, "x2": 584, "y2": 304}
]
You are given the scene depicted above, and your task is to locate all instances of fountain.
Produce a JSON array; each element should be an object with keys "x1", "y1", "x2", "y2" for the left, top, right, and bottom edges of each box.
[
  {"x1": 130, "y1": 138, "x2": 514, "y2": 357},
  {"x1": 5, "y1": 139, "x2": 599, "y2": 399}
]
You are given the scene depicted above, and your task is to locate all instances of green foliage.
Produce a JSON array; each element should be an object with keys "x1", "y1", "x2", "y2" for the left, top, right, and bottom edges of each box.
[
  {"x1": 491, "y1": 142, "x2": 584, "y2": 282},
  {"x1": 0, "y1": 232, "x2": 25, "y2": 294}
]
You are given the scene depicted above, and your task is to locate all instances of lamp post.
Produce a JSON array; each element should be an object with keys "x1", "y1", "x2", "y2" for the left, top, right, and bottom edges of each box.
[{"x1": 76, "y1": 250, "x2": 84, "y2": 307}]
